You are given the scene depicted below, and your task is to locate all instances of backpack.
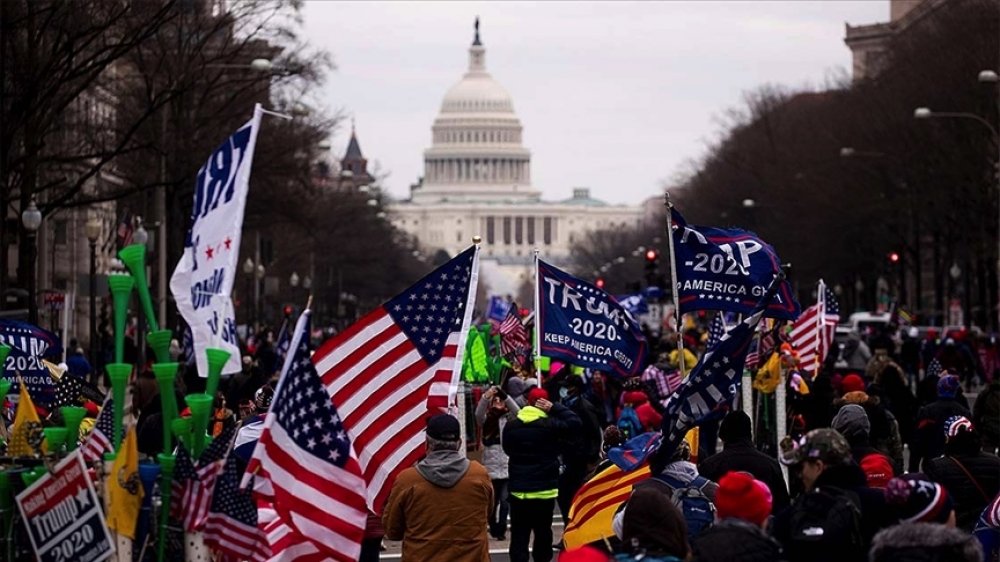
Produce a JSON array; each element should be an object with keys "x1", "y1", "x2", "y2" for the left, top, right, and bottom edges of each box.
[
  {"x1": 650, "y1": 473, "x2": 716, "y2": 541},
  {"x1": 786, "y1": 486, "x2": 864, "y2": 562},
  {"x1": 617, "y1": 406, "x2": 643, "y2": 440}
]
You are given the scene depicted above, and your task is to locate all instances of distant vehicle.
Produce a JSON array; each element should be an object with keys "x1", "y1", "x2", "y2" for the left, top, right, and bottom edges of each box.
[{"x1": 846, "y1": 312, "x2": 891, "y2": 336}]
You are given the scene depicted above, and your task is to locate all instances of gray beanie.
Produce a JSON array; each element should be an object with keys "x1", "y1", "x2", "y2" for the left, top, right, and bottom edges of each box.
[
  {"x1": 524, "y1": 377, "x2": 539, "y2": 391},
  {"x1": 506, "y1": 377, "x2": 527, "y2": 398},
  {"x1": 832, "y1": 404, "x2": 871, "y2": 439}
]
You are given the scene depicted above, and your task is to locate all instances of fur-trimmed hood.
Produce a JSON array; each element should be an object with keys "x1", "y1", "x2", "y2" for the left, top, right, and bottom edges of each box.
[{"x1": 869, "y1": 522, "x2": 984, "y2": 562}]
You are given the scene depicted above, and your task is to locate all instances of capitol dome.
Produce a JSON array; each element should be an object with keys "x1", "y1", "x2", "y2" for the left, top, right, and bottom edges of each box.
[{"x1": 413, "y1": 19, "x2": 538, "y2": 204}]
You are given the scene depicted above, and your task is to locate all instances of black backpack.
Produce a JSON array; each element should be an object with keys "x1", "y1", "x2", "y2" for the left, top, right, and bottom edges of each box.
[{"x1": 786, "y1": 486, "x2": 864, "y2": 562}]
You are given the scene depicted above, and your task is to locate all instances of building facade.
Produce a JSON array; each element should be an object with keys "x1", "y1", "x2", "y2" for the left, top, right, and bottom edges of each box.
[
  {"x1": 388, "y1": 21, "x2": 645, "y2": 295},
  {"x1": 844, "y1": 0, "x2": 947, "y2": 80}
]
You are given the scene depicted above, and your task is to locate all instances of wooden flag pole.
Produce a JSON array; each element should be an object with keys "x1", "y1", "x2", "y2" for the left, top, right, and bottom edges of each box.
[{"x1": 663, "y1": 193, "x2": 686, "y2": 377}]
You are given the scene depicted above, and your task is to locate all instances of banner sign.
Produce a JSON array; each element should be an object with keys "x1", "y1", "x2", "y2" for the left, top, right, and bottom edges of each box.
[
  {"x1": 171, "y1": 105, "x2": 263, "y2": 378},
  {"x1": 0, "y1": 319, "x2": 61, "y2": 405},
  {"x1": 537, "y1": 260, "x2": 647, "y2": 377},
  {"x1": 16, "y1": 451, "x2": 114, "y2": 562},
  {"x1": 486, "y1": 296, "x2": 511, "y2": 323},
  {"x1": 670, "y1": 208, "x2": 799, "y2": 320},
  {"x1": 616, "y1": 294, "x2": 649, "y2": 317}
]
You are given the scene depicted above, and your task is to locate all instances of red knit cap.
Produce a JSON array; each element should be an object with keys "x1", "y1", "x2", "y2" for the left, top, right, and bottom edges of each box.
[
  {"x1": 527, "y1": 387, "x2": 549, "y2": 406},
  {"x1": 841, "y1": 374, "x2": 866, "y2": 394},
  {"x1": 559, "y1": 546, "x2": 610, "y2": 562},
  {"x1": 715, "y1": 471, "x2": 773, "y2": 526},
  {"x1": 622, "y1": 390, "x2": 648, "y2": 406},
  {"x1": 635, "y1": 402, "x2": 662, "y2": 431}
]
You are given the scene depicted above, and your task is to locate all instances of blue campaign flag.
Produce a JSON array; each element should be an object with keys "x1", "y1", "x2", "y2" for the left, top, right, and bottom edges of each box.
[
  {"x1": 654, "y1": 274, "x2": 782, "y2": 464},
  {"x1": 608, "y1": 431, "x2": 662, "y2": 472},
  {"x1": 487, "y1": 296, "x2": 510, "y2": 323},
  {"x1": 536, "y1": 259, "x2": 647, "y2": 377},
  {"x1": 616, "y1": 294, "x2": 649, "y2": 317},
  {"x1": 0, "y1": 319, "x2": 62, "y2": 405},
  {"x1": 670, "y1": 208, "x2": 799, "y2": 320}
]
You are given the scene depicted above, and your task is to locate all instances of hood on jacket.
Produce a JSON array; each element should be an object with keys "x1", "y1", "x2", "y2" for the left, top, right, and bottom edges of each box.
[
  {"x1": 415, "y1": 449, "x2": 470, "y2": 488},
  {"x1": 870, "y1": 522, "x2": 982, "y2": 562},
  {"x1": 516, "y1": 405, "x2": 548, "y2": 423},
  {"x1": 659, "y1": 460, "x2": 700, "y2": 484},
  {"x1": 832, "y1": 404, "x2": 871, "y2": 439}
]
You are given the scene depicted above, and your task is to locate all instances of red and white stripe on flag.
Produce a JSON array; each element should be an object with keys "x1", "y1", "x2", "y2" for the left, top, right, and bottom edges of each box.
[
  {"x1": 312, "y1": 246, "x2": 479, "y2": 513},
  {"x1": 313, "y1": 309, "x2": 461, "y2": 511},
  {"x1": 789, "y1": 282, "x2": 839, "y2": 372}
]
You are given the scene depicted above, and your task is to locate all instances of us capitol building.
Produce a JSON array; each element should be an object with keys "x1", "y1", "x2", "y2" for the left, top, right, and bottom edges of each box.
[{"x1": 387, "y1": 21, "x2": 646, "y2": 295}]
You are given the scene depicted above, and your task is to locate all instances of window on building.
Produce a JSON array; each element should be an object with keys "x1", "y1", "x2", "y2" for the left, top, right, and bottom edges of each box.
[
  {"x1": 515, "y1": 217, "x2": 523, "y2": 244},
  {"x1": 527, "y1": 217, "x2": 535, "y2": 244},
  {"x1": 503, "y1": 217, "x2": 511, "y2": 245},
  {"x1": 54, "y1": 220, "x2": 68, "y2": 245},
  {"x1": 456, "y1": 230, "x2": 462, "y2": 243},
  {"x1": 486, "y1": 217, "x2": 495, "y2": 244},
  {"x1": 543, "y1": 217, "x2": 552, "y2": 245}
]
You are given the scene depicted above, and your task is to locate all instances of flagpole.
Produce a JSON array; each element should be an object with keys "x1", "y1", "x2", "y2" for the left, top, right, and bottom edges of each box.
[
  {"x1": 815, "y1": 279, "x2": 825, "y2": 379},
  {"x1": 663, "y1": 193, "x2": 686, "y2": 377},
  {"x1": 533, "y1": 248, "x2": 541, "y2": 374}
]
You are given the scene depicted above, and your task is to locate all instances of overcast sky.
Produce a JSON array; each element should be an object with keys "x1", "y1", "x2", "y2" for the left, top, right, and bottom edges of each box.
[{"x1": 300, "y1": 1, "x2": 888, "y2": 205}]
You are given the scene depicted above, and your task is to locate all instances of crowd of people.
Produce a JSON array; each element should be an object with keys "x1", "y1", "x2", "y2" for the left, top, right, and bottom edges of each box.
[
  {"x1": 380, "y1": 318, "x2": 1000, "y2": 562},
  {"x1": 5, "y1": 312, "x2": 1000, "y2": 562}
]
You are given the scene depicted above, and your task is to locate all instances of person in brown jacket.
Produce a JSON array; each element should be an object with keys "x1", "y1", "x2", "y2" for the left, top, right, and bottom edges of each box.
[{"x1": 384, "y1": 414, "x2": 494, "y2": 561}]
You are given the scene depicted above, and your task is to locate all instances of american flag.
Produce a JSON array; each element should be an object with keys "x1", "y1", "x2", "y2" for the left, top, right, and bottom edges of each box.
[
  {"x1": 789, "y1": 280, "x2": 840, "y2": 373},
  {"x1": 927, "y1": 358, "x2": 944, "y2": 379},
  {"x1": 172, "y1": 424, "x2": 235, "y2": 532},
  {"x1": 707, "y1": 313, "x2": 728, "y2": 350},
  {"x1": 499, "y1": 303, "x2": 529, "y2": 357},
  {"x1": 272, "y1": 317, "x2": 291, "y2": 373},
  {"x1": 246, "y1": 309, "x2": 369, "y2": 562},
  {"x1": 204, "y1": 451, "x2": 268, "y2": 562},
  {"x1": 115, "y1": 210, "x2": 133, "y2": 249},
  {"x1": 81, "y1": 394, "x2": 114, "y2": 462},
  {"x1": 312, "y1": 246, "x2": 479, "y2": 513},
  {"x1": 657, "y1": 276, "x2": 781, "y2": 463},
  {"x1": 257, "y1": 500, "x2": 324, "y2": 561}
]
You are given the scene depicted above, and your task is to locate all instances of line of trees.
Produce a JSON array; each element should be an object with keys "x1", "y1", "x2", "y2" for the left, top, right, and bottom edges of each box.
[
  {"x1": 2, "y1": 0, "x2": 425, "y2": 327},
  {"x1": 572, "y1": 0, "x2": 999, "y2": 329}
]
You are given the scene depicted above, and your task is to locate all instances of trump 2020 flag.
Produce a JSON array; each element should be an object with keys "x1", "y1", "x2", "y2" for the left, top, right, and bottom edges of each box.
[
  {"x1": 536, "y1": 259, "x2": 647, "y2": 377},
  {"x1": 669, "y1": 207, "x2": 799, "y2": 320},
  {"x1": 655, "y1": 274, "x2": 782, "y2": 463},
  {"x1": 171, "y1": 104, "x2": 263, "y2": 378}
]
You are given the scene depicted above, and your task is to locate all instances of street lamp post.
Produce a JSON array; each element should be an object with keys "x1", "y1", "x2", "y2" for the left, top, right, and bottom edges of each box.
[
  {"x1": 85, "y1": 218, "x2": 102, "y2": 370},
  {"x1": 915, "y1": 77, "x2": 1000, "y2": 329},
  {"x1": 243, "y1": 258, "x2": 255, "y2": 328},
  {"x1": 255, "y1": 263, "x2": 266, "y2": 328},
  {"x1": 21, "y1": 199, "x2": 42, "y2": 324}
]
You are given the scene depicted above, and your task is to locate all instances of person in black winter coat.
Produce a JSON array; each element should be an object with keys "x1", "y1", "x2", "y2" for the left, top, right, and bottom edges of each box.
[
  {"x1": 924, "y1": 417, "x2": 1000, "y2": 532},
  {"x1": 555, "y1": 374, "x2": 603, "y2": 527},
  {"x1": 911, "y1": 375, "x2": 973, "y2": 472},
  {"x1": 692, "y1": 471, "x2": 784, "y2": 562},
  {"x1": 699, "y1": 411, "x2": 790, "y2": 511},
  {"x1": 773, "y1": 429, "x2": 896, "y2": 561},
  {"x1": 503, "y1": 388, "x2": 582, "y2": 562},
  {"x1": 973, "y1": 381, "x2": 1000, "y2": 454}
]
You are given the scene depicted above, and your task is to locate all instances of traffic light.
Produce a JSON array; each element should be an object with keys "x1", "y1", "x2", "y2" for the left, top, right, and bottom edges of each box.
[
  {"x1": 595, "y1": 277, "x2": 605, "y2": 289},
  {"x1": 283, "y1": 305, "x2": 294, "y2": 317},
  {"x1": 644, "y1": 249, "x2": 659, "y2": 287},
  {"x1": 888, "y1": 252, "x2": 900, "y2": 264}
]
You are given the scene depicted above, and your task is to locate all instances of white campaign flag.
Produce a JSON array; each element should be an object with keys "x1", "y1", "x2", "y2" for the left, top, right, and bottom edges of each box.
[{"x1": 171, "y1": 104, "x2": 263, "y2": 377}]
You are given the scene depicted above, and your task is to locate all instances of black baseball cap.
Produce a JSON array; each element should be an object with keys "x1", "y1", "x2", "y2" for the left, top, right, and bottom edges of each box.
[{"x1": 426, "y1": 414, "x2": 461, "y2": 441}]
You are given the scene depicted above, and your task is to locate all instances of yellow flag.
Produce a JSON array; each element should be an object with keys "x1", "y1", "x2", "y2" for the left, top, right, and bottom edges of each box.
[
  {"x1": 8, "y1": 384, "x2": 43, "y2": 456},
  {"x1": 107, "y1": 426, "x2": 144, "y2": 539},
  {"x1": 753, "y1": 352, "x2": 781, "y2": 394},
  {"x1": 562, "y1": 463, "x2": 651, "y2": 549}
]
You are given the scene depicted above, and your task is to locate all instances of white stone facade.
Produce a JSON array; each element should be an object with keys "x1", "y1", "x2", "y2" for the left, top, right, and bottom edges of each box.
[{"x1": 388, "y1": 22, "x2": 644, "y2": 295}]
